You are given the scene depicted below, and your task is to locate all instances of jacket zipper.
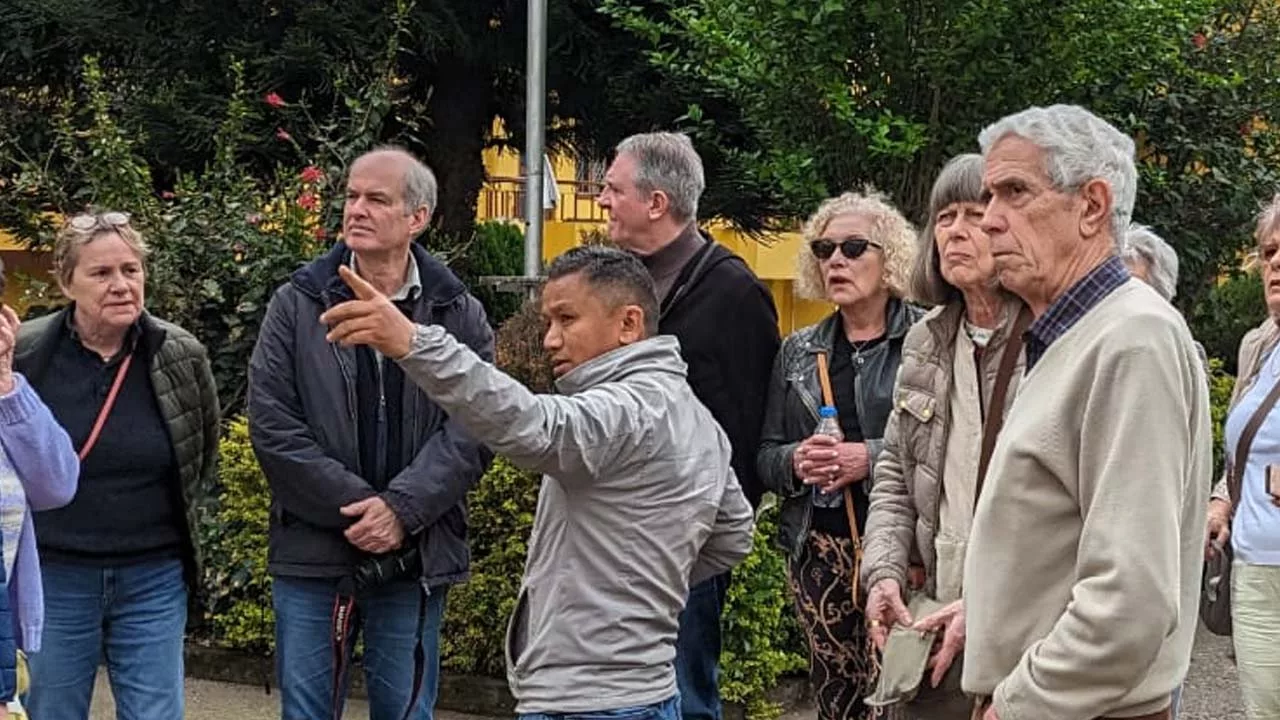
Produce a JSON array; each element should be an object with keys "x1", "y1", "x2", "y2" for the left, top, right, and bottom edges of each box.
[{"x1": 375, "y1": 358, "x2": 388, "y2": 488}]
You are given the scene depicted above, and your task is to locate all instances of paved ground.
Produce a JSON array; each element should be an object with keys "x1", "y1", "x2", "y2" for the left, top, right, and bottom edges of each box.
[{"x1": 84, "y1": 623, "x2": 1243, "y2": 719}]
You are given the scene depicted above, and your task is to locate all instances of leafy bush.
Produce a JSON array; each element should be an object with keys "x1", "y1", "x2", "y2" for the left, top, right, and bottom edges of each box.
[
  {"x1": 721, "y1": 500, "x2": 807, "y2": 720},
  {"x1": 461, "y1": 220, "x2": 527, "y2": 327},
  {"x1": 439, "y1": 457, "x2": 541, "y2": 676},
  {"x1": 199, "y1": 417, "x2": 274, "y2": 653},
  {"x1": 1190, "y1": 271, "x2": 1266, "y2": 374},
  {"x1": 1207, "y1": 357, "x2": 1236, "y2": 480}
]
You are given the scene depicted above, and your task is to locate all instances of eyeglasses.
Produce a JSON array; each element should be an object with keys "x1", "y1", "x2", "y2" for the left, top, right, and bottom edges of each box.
[
  {"x1": 809, "y1": 236, "x2": 881, "y2": 261},
  {"x1": 67, "y1": 212, "x2": 131, "y2": 233}
]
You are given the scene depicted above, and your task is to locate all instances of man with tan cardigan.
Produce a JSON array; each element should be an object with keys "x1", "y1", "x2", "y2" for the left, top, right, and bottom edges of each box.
[{"x1": 961, "y1": 105, "x2": 1211, "y2": 720}]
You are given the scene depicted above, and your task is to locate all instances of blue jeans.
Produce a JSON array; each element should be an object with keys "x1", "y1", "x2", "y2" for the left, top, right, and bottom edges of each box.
[
  {"x1": 517, "y1": 694, "x2": 681, "y2": 720},
  {"x1": 27, "y1": 558, "x2": 188, "y2": 720},
  {"x1": 273, "y1": 575, "x2": 447, "y2": 720},
  {"x1": 674, "y1": 573, "x2": 729, "y2": 720}
]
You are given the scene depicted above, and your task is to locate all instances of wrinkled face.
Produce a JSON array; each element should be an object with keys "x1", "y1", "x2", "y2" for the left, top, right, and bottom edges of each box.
[
  {"x1": 934, "y1": 200, "x2": 996, "y2": 293},
  {"x1": 62, "y1": 232, "x2": 146, "y2": 332},
  {"x1": 541, "y1": 273, "x2": 644, "y2": 378},
  {"x1": 1261, "y1": 231, "x2": 1280, "y2": 318},
  {"x1": 814, "y1": 213, "x2": 887, "y2": 307},
  {"x1": 596, "y1": 153, "x2": 653, "y2": 250},
  {"x1": 343, "y1": 155, "x2": 428, "y2": 253},
  {"x1": 981, "y1": 136, "x2": 1085, "y2": 303}
]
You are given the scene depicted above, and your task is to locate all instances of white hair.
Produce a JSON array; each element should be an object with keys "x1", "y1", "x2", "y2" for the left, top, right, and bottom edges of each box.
[
  {"x1": 359, "y1": 146, "x2": 439, "y2": 221},
  {"x1": 1122, "y1": 223, "x2": 1179, "y2": 301},
  {"x1": 616, "y1": 132, "x2": 706, "y2": 222},
  {"x1": 978, "y1": 104, "x2": 1137, "y2": 246}
]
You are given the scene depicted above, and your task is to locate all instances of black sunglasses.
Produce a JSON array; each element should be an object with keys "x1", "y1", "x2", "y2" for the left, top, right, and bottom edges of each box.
[{"x1": 809, "y1": 236, "x2": 881, "y2": 261}]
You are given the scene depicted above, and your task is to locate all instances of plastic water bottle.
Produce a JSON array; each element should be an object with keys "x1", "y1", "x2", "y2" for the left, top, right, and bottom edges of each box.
[{"x1": 811, "y1": 405, "x2": 844, "y2": 508}]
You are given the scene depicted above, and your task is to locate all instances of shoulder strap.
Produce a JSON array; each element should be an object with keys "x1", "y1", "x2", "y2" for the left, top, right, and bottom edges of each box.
[
  {"x1": 1231, "y1": 364, "x2": 1280, "y2": 507},
  {"x1": 77, "y1": 352, "x2": 134, "y2": 462},
  {"x1": 815, "y1": 350, "x2": 865, "y2": 600},
  {"x1": 659, "y1": 237, "x2": 719, "y2": 321},
  {"x1": 974, "y1": 305, "x2": 1033, "y2": 505}
]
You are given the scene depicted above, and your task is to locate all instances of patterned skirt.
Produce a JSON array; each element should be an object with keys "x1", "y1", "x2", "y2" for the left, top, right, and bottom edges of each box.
[{"x1": 786, "y1": 530, "x2": 887, "y2": 720}]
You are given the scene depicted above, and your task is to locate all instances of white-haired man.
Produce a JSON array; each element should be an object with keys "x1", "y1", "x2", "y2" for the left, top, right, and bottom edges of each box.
[
  {"x1": 249, "y1": 147, "x2": 495, "y2": 719},
  {"x1": 961, "y1": 106, "x2": 1211, "y2": 720}
]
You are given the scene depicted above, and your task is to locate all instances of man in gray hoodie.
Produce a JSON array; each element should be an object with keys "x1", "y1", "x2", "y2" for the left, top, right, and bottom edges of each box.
[{"x1": 320, "y1": 244, "x2": 756, "y2": 718}]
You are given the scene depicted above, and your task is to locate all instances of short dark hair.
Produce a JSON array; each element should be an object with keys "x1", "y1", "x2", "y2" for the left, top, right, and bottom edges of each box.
[{"x1": 546, "y1": 245, "x2": 659, "y2": 336}]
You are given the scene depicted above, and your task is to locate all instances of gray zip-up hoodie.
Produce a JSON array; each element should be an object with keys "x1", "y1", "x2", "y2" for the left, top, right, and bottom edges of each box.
[{"x1": 395, "y1": 327, "x2": 755, "y2": 714}]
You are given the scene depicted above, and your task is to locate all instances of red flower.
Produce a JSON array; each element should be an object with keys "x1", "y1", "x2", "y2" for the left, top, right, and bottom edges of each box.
[
  {"x1": 264, "y1": 92, "x2": 286, "y2": 109},
  {"x1": 275, "y1": 128, "x2": 292, "y2": 142},
  {"x1": 297, "y1": 192, "x2": 320, "y2": 212},
  {"x1": 313, "y1": 226, "x2": 327, "y2": 241},
  {"x1": 1192, "y1": 33, "x2": 1207, "y2": 49},
  {"x1": 246, "y1": 213, "x2": 263, "y2": 226},
  {"x1": 300, "y1": 165, "x2": 325, "y2": 184},
  {"x1": 160, "y1": 190, "x2": 175, "y2": 200}
]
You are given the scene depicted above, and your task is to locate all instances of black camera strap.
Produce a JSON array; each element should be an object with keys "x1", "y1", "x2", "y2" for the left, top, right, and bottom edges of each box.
[
  {"x1": 330, "y1": 586, "x2": 359, "y2": 720},
  {"x1": 327, "y1": 581, "x2": 431, "y2": 720}
]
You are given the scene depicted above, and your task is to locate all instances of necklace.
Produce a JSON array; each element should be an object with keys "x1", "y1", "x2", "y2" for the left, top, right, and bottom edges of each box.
[{"x1": 849, "y1": 335, "x2": 883, "y2": 368}]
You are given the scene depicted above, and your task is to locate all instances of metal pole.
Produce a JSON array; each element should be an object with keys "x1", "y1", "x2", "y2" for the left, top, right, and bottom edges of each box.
[{"x1": 523, "y1": 0, "x2": 547, "y2": 290}]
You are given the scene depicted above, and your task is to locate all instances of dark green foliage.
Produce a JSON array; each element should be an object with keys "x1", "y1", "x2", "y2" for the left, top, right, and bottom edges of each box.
[{"x1": 1190, "y1": 271, "x2": 1267, "y2": 375}]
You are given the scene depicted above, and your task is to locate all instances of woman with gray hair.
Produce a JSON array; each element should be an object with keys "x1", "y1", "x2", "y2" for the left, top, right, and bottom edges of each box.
[
  {"x1": 859, "y1": 154, "x2": 1029, "y2": 719},
  {"x1": 16, "y1": 212, "x2": 219, "y2": 720},
  {"x1": 1122, "y1": 223, "x2": 1180, "y2": 302},
  {"x1": 758, "y1": 189, "x2": 921, "y2": 720},
  {"x1": 1123, "y1": 223, "x2": 1208, "y2": 377}
]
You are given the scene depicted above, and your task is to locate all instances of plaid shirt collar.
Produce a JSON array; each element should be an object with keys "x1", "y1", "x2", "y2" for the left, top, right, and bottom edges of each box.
[{"x1": 1025, "y1": 255, "x2": 1130, "y2": 370}]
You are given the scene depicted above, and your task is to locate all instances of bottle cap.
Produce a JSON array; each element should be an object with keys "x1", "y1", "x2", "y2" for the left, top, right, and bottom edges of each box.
[{"x1": 819, "y1": 405, "x2": 837, "y2": 418}]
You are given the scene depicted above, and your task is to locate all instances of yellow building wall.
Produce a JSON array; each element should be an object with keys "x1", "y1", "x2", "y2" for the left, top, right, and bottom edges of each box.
[{"x1": 0, "y1": 230, "x2": 53, "y2": 312}]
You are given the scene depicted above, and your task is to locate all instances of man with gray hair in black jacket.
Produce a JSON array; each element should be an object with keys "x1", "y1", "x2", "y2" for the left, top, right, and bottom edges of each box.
[
  {"x1": 248, "y1": 146, "x2": 494, "y2": 720},
  {"x1": 597, "y1": 131, "x2": 780, "y2": 720}
]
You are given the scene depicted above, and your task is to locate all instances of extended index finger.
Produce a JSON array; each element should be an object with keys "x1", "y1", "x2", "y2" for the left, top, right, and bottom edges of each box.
[
  {"x1": 319, "y1": 299, "x2": 378, "y2": 326},
  {"x1": 338, "y1": 264, "x2": 382, "y2": 301}
]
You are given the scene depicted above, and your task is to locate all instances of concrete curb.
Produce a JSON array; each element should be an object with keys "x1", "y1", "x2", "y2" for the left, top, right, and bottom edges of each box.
[{"x1": 184, "y1": 644, "x2": 809, "y2": 718}]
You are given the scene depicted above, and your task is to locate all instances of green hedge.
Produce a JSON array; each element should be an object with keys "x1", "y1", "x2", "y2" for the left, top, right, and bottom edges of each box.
[{"x1": 199, "y1": 423, "x2": 806, "y2": 719}]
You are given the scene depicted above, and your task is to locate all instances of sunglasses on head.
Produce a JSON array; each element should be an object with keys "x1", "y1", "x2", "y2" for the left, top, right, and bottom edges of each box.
[
  {"x1": 68, "y1": 212, "x2": 131, "y2": 233},
  {"x1": 809, "y1": 236, "x2": 881, "y2": 261}
]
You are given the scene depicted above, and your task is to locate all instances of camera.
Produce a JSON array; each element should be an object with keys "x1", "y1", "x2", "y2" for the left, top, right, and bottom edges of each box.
[{"x1": 348, "y1": 543, "x2": 421, "y2": 593}]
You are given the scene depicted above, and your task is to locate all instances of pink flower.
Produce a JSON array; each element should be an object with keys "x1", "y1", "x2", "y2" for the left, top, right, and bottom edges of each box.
[
  {"x1": 1192, "y1": 33, "x2": 1207, "y2": 49},
  {"x1": 313, "y1": 226, "x2": 327, "y2": 241},
  {"x1": 264, "y1": 92, "x2": 286, "y2": 109},
  {"x1": 275, "y1": 128, "x2": 292, "y2": 142},
  {"x1": 300, "y1": 165, "x2": 325, "y2": 184},
  {"x1": 246, "y1": 213, "x2": 263, "y2": 226},
  {"x1": 297, "y1": 192, "x2": 320, "y2": 212},
  {"x1": 160, "y1": 190, "x2": 175, "y2": 200}
]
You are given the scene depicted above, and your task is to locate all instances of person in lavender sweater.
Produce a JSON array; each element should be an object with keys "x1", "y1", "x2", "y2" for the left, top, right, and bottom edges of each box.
[{"x1": 0, "y1": 258, "x2": 81, "y2": 718}]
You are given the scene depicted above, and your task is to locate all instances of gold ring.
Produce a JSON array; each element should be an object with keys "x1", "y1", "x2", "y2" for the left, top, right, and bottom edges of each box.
[{"x1": 869, "y1": 619, "x2": 881, "y2": 628}]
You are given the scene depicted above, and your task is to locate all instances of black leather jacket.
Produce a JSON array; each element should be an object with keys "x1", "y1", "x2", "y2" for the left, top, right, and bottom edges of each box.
[{"x1": 757, "y1": 298, "x2": 923, "y2": 559}]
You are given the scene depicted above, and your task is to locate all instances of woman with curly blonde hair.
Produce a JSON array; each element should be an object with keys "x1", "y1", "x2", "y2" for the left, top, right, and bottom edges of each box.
[{"x1": 758, "y1": 189, "x2": 922, "y2": 720}]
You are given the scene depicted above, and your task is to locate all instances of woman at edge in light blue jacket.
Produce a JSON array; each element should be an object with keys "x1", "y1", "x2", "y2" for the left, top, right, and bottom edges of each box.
[{"x1": 0, "y1": 259, "x2": 81, "y2": 717}]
